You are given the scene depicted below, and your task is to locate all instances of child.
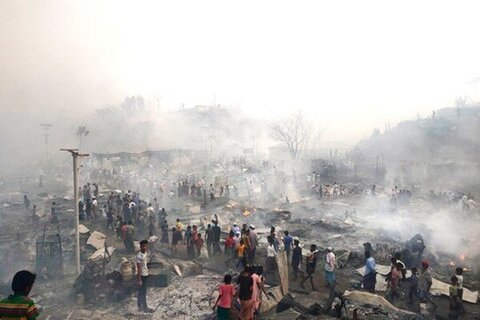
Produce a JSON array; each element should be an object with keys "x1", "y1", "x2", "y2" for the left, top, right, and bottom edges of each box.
[
  {"x1": 386, "y1": 262, "x2": 402, "y2": 302},
  {"x1": 449, "y1": 276, "x2": 460, "y2": 319},
  {"x1": 213, "y1": 274, "x2": 235, "y2": 320},
  {"x1": 195, "y1": 233, "x2": 204, "y2": 257},
  {"x1": 236, "y1": 239, "x2": 247, "y2": 270},
  {"x1": 409, "y1": 267, "x2": 419, "y2": 304},
  {"x1": 0, "y1": 270, "x2": 39, "y2": 320},
  {"x1": 455, "y1": 267, "x2": 465, "y2": 314}
]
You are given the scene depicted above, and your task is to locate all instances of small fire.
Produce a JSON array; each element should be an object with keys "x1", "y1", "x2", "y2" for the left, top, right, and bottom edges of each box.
[
  {"x1": 449, "y1": 261, "x2": 455, "y2": 266},
  {"x1": 460, "y1": 254, "x2": 467, "y2": 262},
  {"x1": 242, "y1": 207, "x2": 256, "y2": 217}
]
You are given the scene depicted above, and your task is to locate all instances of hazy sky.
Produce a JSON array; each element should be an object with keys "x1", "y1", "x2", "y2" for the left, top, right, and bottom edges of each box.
[{"x1": 1, "y1": 0, "x2": 480, "y2": 143}]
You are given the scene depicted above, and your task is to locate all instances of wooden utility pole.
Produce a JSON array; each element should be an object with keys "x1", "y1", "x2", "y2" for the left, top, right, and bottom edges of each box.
[
  {"x1": 60, "y1": 148, "x2": 89, "y2": 274},
  {"x1": 40, "y1": 124, "x2": 52, "y2": 160}
]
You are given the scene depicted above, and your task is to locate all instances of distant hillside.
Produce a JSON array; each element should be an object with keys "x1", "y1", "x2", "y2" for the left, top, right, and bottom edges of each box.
[
  {"x1": 354, "y1": 105, "x2": 480, "y2": 187},
  {"x1": 357, "y1": 105, "x2": 480, "y2": 162}
]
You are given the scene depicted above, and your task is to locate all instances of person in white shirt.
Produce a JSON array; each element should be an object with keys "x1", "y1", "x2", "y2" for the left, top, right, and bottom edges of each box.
[
  {"x1": 455, "y1": 267, "x2": 465, "y2": 314},
  {"x1": 136, "y1": 240, "x2": 153, "y2": 313},
  {"x1": 92, "y1": 197, "x2": 98, "y2": 220},
  {"x1": 266, "y1": 238, "x2": 277, "y2": 280},
  {"x1": 325, "y1": 247, "x2": 336, "y2": 287}
]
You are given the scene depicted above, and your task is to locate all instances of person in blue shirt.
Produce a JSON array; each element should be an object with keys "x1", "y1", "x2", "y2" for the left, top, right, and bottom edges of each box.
[
  {"x1": 283, "y1": 231, "x2": 294, "y2": 262},
  {"x1": 363, "y1": 250, "x2": 376, "y2": 292}
]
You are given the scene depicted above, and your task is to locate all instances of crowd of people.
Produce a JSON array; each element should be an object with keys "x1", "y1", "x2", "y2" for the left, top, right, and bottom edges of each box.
[{"x1": 11, "y1": 175, "x2": 472, "y2": 320}]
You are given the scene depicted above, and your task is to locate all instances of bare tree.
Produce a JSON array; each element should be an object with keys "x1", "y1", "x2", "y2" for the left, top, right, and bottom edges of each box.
[{"x1": 269, "y1": 111, "x2": 309, "y2": 159}]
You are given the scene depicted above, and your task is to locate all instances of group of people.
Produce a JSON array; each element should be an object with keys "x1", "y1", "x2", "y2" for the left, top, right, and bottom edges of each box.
[
  {"x1": 311, "y1": 182, "x2": 349, "y2": 199},
  {"x1": 362, "y1": 249, "x2": 466, "y2": 317},
  {"x1": 213, "y1": 266, "x2": 267, "y2": 320}
]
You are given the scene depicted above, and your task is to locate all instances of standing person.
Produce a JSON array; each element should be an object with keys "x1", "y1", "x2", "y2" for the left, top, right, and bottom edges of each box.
[
  {"x1": 92, "y1": 197, "x2": 98, "y2": 220},
  {"x1": 136, "y1": 240, "x2": 154, "y2": 313},
  {"x1": 175, "y1": 218, "x2": 183, "y2": 232},
  {"x1": 418, "y1": 260, "x2": 437, "y2": 309},
  {"x1": 124, "y1": 220, "x2": 135, "y2": 253},
  {"x1": 212, "y1": 220, "x2": 222, "y2": 254},
  {"x1": 386, "y1": 262, "x2": 402, "y2": 302},
  {"x1": 157, "y1": 208, "x2": 167, "y2": 227},
  {"x1": 31, "y1": 205, "x2": 39, "y2": 227},
  {"x1": 23, "y1": 195, "x2": 30, "y2": 215},
  {"x1": 455, "y1": 267, "x2": 465, "y2": 314},
  {"x1": 171, "y1": 227, "x2": 181, "y2": 255},
  {"x1": 449, "y1": 276, "x2": 460, "y2": 319},
  {"x1": 301, "y1": 244, "x2": 318, "y2": 291},
  {"x1": 0, "y1": 270, "x2": 39, "y2": 320},
  {"x1": 237, "y1": 268, "x2": 254, "y2": 320},
  {"x1": 266, "y1": 237, "x2": 277, "y2": 281},
  {"x1": 51, "y1": 202, "x2": 58, "y2": 224},
  {"x1": 116, "y1": 218, "x2": 124, "y2": 239},
  {"x1": 93, "y1": 183, "x2": 99, "y2": 199},
  {"x1": 106, "y1": 206, "x2": 114, "y2": 231},
  {"x1": 205, "y1": 224, "x2": 214, "y2": 256},
  {"x1": 232, "y1": 224, "x2": 240, "y2": 235},
  {"x1": 123, "y1": 202, "x2": 131, "y2": 223},
  {"x1": 324, "y1": 247, "x2": 336, "y2": 287},
  {"x1": 283, "y1": 231, "x2": 293, "y2": 262},
  {"x1": 236, "y1": 239, "x2": 247, "y2": 270},
  {"x1": 148, "y1": 221, "x2": 156, "y2": 238},
  {"x1": 185, "y1": 226, "x2": 195, "y2": 259},
  {"x1": 241, "y1": 230, "x2": 252, "y2": 262},
  {"x1": 408, "y1": 267, "x2": 419, "y2": 304},
  {"x1": 248, "y1": 225, "x2": 258, "y2": 262},
  {"x1": 195, "y1": 234, "x2": 204, "y2": 258},
  {"x1": 291, "y1": 239, "x2": 302, "y2": 280},
  {"x1": 249, "y1": 265, "x2": 267, "y2": 317},
  {"x1": 224, "y1": 231, "x2": 236, "y2": 265},
  {"x1": 160, "y1": 220, "x2": 169, "y2": 247},
  {"x1": 78, "y1": 200, "x2": 85, "y2": 220},
  {"x1": 363, "y1": 251, "x2": 376, "y2": 293},
  {"x1": 85, "y1": 199, "x2": 92, "y2": 221},
  {"x1": 270, "y1": 227, "x2": 279, "y2": 252},
  {"x1": 213, "y1": 274, "x2": 235, "y2": 320}
]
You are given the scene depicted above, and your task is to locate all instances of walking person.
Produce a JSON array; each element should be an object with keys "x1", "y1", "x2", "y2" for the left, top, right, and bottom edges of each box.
[
  {"x1": 385, "y1": 262, "x2": 402, "y2": 303},
  {"x1": 213, "y1": 274, "x2": 235, "y2": 320},
  {"x1": 237, "y1": 268, "x2": 254, "y2": 320},
  {"x1": 300, "y1": 244, "x2": 318, "y2": 291}
]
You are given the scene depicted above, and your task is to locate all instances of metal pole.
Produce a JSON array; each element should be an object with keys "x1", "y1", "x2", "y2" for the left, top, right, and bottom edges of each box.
[
  {"x1": 73, "y1": 154, "x2": 80, "y2": 274},
  {"x1": 61, "y1": 148, "x2": 88, "y2": 275}
]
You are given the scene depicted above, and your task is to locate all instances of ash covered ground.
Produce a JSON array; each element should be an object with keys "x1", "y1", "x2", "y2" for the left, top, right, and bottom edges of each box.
[{"x1": 1, "y1": 138, "x2": 480, "y2": 320}]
